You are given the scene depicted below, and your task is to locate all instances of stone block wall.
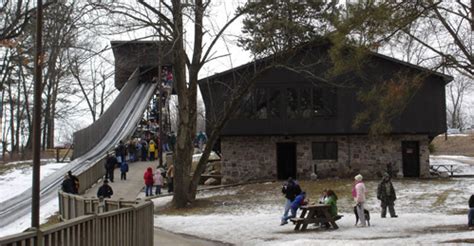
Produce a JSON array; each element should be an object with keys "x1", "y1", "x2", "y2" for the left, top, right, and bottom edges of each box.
[{"x1": 220, "y1": 134, "x2": 430, "y2": 183}]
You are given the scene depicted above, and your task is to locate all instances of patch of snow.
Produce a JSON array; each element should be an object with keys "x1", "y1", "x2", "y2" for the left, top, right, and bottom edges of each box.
[
  {"x1": 0, "y1": 162, "x2": 68, "y2": 202},
  {"x1": 0, "y1": 198, "x2": 59, "y2": 238},
  {"x1": 155, "y1": 213, "x2": 472, "y2": 245},
  {"x1": 154, "y1": 176, "x2": 474, "y2": 245},
  {"x1": 430, "y1": 155, "x2": 474, "y2": 175}
]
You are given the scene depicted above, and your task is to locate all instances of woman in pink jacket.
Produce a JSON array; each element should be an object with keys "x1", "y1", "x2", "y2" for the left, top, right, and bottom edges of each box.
[
  {"x1": 154, "y1": 168, "x2": 164, "y2": 195},
  {"x1": 352, "y1": 174, "x2": 367, "y2": 227}
]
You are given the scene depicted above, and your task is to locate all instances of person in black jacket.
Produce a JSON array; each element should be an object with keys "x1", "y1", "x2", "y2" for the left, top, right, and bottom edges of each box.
[
  {"x1": 280, "y1": 177, "x2": 302, "y2": 225},
  {"x1": 67, "y1": 171, "x2": 79, "y2": 194},
  {"x1": 61, "y1": 174, "x2": 76, "y2": 194},
  {"x1": 97, "y1": 180, "x2": 113, "y2": 199},
  {"x1": 377, "y1": 172, "x2": 398, "y2": 218},
  {"x1": 468, "y1": 194, "x2": 474, "y2": 227},
  {"x1": 105, "y1": 153, "x2": 118, "y2": 182}
]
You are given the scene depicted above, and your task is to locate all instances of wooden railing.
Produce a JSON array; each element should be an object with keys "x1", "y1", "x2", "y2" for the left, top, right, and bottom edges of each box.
[
  {"x1": 0, "y1": 192, "x2": 153, "y2": 246},
  {"x1": 74, "y1": 159, "x2": 106, "y2": 195}
]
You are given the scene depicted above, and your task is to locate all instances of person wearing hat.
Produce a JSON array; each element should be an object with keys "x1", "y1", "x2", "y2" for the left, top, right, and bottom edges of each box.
[
  {"x1": 97, "y1": 179, "x2": 113, "y2": 199},
  {"x1": 352, "y1": 174, "x2": 367, "y2": 227},
  {"x1": 377, "y1": 172, "x2": 398, "y2": 218}
]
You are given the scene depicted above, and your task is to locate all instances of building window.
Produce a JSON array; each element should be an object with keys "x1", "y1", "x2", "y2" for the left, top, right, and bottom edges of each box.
[
  {"x1": 238, "y1": 85, "x2": 336, "y2": 120},
  {"x1": 268, "y1": 88, "x2": 281, "y2": 118},
  {"x1": 312, "y1": 142, "x2": 338, "y2": 160},
  {"x1": 313, "y1": 87, "x2": 336, "y2": 117}
]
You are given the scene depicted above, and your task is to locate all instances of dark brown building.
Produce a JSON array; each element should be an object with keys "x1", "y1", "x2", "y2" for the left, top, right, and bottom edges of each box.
[{"x1": 199, "y1": 42, "x2": 452, "y2": 182}]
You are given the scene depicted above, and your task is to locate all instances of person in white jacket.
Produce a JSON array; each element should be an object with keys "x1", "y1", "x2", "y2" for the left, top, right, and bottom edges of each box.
[
  {"x1": 154, "y1": 168, "x2": 164, "y2": 195},
  {"x1": 352, "y1": 174, "x2": 367, "y2": 227}
]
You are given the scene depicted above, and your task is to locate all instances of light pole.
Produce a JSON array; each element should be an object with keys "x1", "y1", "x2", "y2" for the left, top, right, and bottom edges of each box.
[{"x1": 31, "y1": 0, "x2": 43, "y2": 229}]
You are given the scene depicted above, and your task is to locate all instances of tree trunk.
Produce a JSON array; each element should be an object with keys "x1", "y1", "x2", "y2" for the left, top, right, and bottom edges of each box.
[
  {"x1": 172, "y1": 0, "x2": 193, "y2": 208},
  {"x1": 7, "y1": 80, "x2": 16, "y2": 154}
]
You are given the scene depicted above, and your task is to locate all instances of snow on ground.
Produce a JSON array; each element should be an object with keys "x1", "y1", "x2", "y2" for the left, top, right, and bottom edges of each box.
[
  {"x1": 2, "y1": 155, "x2": 474, "y2": 243},
  {"x1": 153, "y1": 155, "x2": 474, "y2": 245},
  {"x1": 431, "y1": 155, "x2": 474, "y2": 175},
  {"x1": 0, "y1": 161, "x2": 68, "y2": 237},
  {"x1": 0, "y1": 162, "x2": 68, "y2": 202},
  {"x1": 155, "y1": 212, "x2": 471, "y2": 245},
  {"x1": 153, "y1": 179, "x2": 474, "y2": 245},
  {"x1": 0, "y1": 199, "x2": 58, "y2": 237}
]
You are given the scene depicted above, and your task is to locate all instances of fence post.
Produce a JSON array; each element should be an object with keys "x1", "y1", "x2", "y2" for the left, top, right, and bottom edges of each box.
[{"x1": 56, "y1": 147, "x2": 60, "y2": 163}]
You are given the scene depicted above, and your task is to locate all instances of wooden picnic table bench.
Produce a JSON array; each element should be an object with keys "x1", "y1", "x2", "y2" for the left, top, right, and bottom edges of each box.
[
  {"x1": 290, "y1": 204, "x2": 342, "y2": 231},
  {"x1": 430, "y1": 164, "x2": 455, "y2": 176}
]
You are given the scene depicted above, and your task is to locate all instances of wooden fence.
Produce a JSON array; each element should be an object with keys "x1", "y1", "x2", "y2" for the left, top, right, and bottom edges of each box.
[{"x1": 0, "y1": 192, "x2": 153, "y2": 246}]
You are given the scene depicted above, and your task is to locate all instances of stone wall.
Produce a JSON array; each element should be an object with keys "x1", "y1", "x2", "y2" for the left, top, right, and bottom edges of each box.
[{"x1": 220, "y1": 135, "x2": 430, "y2": 183}]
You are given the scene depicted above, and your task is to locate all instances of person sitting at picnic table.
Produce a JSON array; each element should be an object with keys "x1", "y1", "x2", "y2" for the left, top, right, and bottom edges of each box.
[
  {"x1": 319, "y1": 189, "x2": 328, "y2": 204},
  {"x1": 320, "y1": 189, "x2": 338, "y2": 228},
  {"x1": 281, "y1": 191, "x2": 307, "y2": 225}
]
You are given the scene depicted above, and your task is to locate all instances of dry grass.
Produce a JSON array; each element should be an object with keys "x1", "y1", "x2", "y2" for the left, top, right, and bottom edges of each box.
[
  {"x1": 40, "y1": 213, "x2": 62, "y2": 228},
  {"x1": 432, "y1": 133, "x2": 474, "y2": 156},
  {"x1": 156, "y1": 178, "x2": 464, "y2": 216},
  {"x1": 0, "y1": 163, "x2": 31, "y2": 176}
]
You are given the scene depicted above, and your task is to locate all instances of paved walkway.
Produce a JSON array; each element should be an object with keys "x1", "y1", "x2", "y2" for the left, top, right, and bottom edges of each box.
[
  {"x1": 83, "y1": 160, "x2": 227, "y2": 246},
  {"x1": 83, "y1": 160, "x2": 159, "y2": 199}
]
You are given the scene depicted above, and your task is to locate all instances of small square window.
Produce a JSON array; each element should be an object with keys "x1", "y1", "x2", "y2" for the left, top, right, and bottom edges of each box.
[{"x1": 312, "y1": 142, "x2": 338, "y2": 160}]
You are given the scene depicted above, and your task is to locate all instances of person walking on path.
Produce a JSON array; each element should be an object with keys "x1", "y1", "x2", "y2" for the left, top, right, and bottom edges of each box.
[
  {"x1": 166, "y1": 163, "x2": 175, "y2": 193},
  {"x1": 115, "y1": 141, "x2": 126, "y2": 164},
  {"x1": 149, "y1": 140, "x2": 156, "y2": 161},
  {"x1": 105, "y1": 153, "x2": 118, "y2": 183},
  {"x1": 468, "y1": 194, "x2": 474, "y2": 228},
  {"x1": 352, "y1": 174, "x2": 367, "y2": 227},
  {"x1": 144, "y1": 167, "x2": 154, "y2": 196},
  {"x1": 154, "y1": 167, "x2": 164, "y2": 195},
  {"x1": 120, "y1": 161, "x2": 129, "y2": 180},
  {"x1": 67, "y1": 171, "x2": 79, "y2": 194},
  {"x1": 97, "y1": 179, "x2": 113, "y2": 198},
  {"x1": 377, "y1": 172, "x2": 398, "y2": 218},
  {"x1": 140, "y1": 139, "x2": 148, "y2": 161},
  {"x1": 280, "y1": 177, "x2": 302, "y2": 225}
]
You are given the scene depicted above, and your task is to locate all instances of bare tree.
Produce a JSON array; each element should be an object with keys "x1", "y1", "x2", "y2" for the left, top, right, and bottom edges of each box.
[
  {"x1": 0, "y1": 0, "x2": 32, "y2": 43},
  {"x1": 446, "y1": 73, "x2": 472, "y2": 130}
]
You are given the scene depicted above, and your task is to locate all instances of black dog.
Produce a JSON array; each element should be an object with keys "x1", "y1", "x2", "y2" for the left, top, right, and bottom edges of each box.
[{"x1": 354, "y1": 205, "x2": 371, "y2": 226}]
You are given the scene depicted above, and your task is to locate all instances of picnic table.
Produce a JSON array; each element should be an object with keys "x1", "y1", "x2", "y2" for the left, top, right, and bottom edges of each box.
[
  {"x1": 290, "y1": 204, "x2": 342, "y2": 231},
  {"x1": 430, "y1": 164, "x2": 455, "y2": 176}
]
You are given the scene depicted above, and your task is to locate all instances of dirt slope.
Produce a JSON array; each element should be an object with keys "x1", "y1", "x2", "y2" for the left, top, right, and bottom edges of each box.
[{"x1": 431, "y1": 133, "x2": 474, "y2": 157}]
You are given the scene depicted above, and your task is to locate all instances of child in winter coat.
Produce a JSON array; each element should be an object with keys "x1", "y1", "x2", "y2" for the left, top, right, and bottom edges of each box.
[
  {"x1": 144, "y1": 167, "x2": 154, "y2": 196},
  {"x1": 353, "y1": 174, "x2": 367, "y2": 227},
  {"x1": 120, "y1": 161, "x2": 129, "y2": 180},
  {"x1": 154, "y1": 168, "x2": 164, "y2": 195}
]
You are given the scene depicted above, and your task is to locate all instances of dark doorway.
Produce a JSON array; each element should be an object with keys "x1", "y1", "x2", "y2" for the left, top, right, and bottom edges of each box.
[
  {"x1": 402, "y1": 141, "x2": 420, "y2": 177},
  {"x1": 277, "y1": 142, "x2": 297, "y2": 180}
]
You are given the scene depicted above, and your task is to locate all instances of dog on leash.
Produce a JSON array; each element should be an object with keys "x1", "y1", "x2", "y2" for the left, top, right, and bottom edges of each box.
[{"x1": 354, "y1": 205, "x2": 371, "y2": 226}]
